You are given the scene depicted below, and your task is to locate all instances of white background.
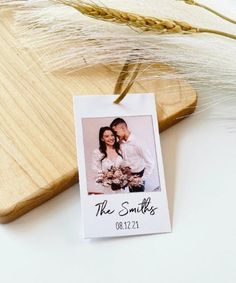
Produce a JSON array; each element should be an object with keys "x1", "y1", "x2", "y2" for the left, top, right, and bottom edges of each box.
[{"x1": 0, "y1": 0, "x2": 236, "y2": 282}]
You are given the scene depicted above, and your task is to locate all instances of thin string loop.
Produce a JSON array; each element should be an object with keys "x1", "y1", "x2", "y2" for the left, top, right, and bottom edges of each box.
[{"x1": 113, "y1": 60, "x2": 142, "y2": 104}]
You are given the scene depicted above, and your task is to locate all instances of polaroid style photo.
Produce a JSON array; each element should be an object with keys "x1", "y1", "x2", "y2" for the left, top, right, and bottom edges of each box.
[{"x1": 73, "y1": 93, "x2": 171, "y2": 238}]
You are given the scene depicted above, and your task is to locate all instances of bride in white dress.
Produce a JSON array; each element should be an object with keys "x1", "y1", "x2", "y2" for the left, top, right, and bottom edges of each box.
[{"x1": 91, "y1": 126, "x2": 127, "y2": 194}]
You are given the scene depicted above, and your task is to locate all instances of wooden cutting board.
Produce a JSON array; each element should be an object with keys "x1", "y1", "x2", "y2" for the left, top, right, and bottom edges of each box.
[{"x1": 0, "y1": 13, "x2": 197, "y2": 223}]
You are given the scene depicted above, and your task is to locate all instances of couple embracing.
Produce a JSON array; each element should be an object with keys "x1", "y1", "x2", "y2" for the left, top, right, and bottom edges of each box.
[{"x1": 91, "y1": 118, "x2": 154, "y2": 194}]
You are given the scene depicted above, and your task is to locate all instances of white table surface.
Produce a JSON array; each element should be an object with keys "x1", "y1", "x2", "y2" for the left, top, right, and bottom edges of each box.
[
  {"x1": 1, "y1": 108, "x2": 235, "y2": 283},
  {"x1": 0, "y1": 1, "x2": 235, "y2": 283}
]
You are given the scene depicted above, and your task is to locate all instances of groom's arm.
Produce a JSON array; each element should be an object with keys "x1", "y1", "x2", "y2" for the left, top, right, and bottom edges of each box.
[{"x1": 137, "y1": 143, "x2": 154, "y2": 181}]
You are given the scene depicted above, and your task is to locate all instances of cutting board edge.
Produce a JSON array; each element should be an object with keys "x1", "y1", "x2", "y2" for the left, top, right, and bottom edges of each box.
[
  {"x1": 0, "y1": 170, "x2": 78, "y2": 224},
  {"x1": 0, "y1": 92, "x2": 197, "y2": 224},
  {"x1": 159, "y1": 91, "x2": 198, "y2": 132}
]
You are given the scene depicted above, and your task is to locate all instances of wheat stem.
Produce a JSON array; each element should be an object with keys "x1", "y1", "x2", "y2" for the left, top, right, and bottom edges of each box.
[
  {"x1": 56, "y1": 0, "x2": 236, "y2": 103},
  {"x1": 198, "y1": 28, "x2": 236, "y2": 41},
  {"x1": 57, "y1": 0, "x2": 199, "y2": 33},
  {"x1": 181, "y1": 0, "x2": 236, "y2": 25},
  {"x1": 57, "y1": 0, "x2": 236, "y2": 42}
]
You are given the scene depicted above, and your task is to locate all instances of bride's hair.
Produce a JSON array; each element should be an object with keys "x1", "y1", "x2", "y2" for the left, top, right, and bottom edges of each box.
[{"x1": 99, "y1": 127, "x2": 122, "y2": 162}]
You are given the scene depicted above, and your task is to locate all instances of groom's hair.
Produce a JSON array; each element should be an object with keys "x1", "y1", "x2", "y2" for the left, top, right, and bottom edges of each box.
[{"x1": 110, "y1": 118, "x2": 127, "y2": 128}]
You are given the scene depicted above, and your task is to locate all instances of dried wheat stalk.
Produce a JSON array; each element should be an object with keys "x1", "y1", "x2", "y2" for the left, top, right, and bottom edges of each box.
[
  {"x1": 55, "y1": 0, "x2": 236, "y2": 103},
  {"x1": 181, "y1": 0, "x2": 236, "y2": 25},
  {"x1": 57, "y1": 0, "x2": 236, "y2": 41},
  {"x1": 1, "y1": 0, "x2": 235, "y2": 113}
]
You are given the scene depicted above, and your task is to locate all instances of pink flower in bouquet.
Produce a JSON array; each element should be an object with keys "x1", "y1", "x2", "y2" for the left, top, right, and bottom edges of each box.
[
  {"x1": 113, "y1": 168, "x2": 122, "y2": 178},
  {"x1": 113, "y1": 178, "x2": 120, "y2": 185},
  {"x1": 106, "y1": 171, "x2": 113, "y2": 179}
]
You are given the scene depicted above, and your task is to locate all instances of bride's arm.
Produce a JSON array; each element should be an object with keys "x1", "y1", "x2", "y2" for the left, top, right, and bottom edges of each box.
[
  {"x1": 91, "y1": 149, "x2": 103, "y2": 174},
  {"x1": 89, "y1": 149, "x2": 106, "y2": 195}
]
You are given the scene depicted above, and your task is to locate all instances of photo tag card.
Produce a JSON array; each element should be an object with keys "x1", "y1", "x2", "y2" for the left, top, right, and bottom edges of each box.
[{"x1": 73, "y1": 93, "x2": 171, "y2": 238}]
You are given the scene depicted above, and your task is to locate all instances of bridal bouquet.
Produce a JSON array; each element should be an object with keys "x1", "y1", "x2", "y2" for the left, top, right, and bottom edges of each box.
[{"x1": 96, "y1": 166, "x2": 142, "y2": 191}]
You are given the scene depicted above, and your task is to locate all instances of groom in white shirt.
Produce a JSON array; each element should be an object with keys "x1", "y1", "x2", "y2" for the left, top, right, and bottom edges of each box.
[{"x1": 110, "y1": 118, "x2": 154, "y2": 192}]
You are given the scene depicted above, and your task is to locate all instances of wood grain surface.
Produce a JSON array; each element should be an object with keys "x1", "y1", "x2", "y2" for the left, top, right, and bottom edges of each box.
[{"x1": 0, "y1": 13, "x2": 197, "y2": 223}]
